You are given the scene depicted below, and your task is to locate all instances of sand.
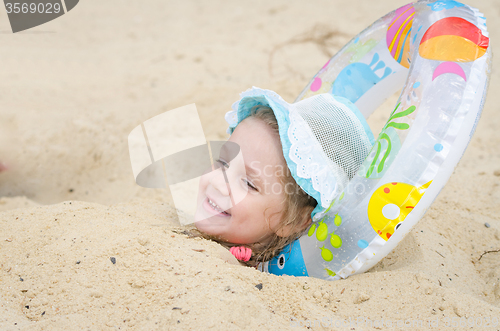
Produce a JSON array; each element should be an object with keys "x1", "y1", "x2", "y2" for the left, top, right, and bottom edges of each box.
[{"x1": 0, "y1": 0, "x2": 499, "y2": 329}]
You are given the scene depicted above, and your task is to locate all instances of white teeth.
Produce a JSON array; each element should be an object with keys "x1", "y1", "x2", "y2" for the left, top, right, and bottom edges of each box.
[{"x1": 208, "y1": 198, "x2": 226, "y2": 214}]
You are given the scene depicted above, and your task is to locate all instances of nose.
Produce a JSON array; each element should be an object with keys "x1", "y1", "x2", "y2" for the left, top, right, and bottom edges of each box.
[{"x1": 209, "y1": 167, "x2": 231, "y2": 196}]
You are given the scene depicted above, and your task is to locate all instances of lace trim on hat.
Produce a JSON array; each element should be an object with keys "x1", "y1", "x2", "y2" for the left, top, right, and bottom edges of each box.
[{"x1": 288, "y1": 110, "x2": 342, "y2": 209}]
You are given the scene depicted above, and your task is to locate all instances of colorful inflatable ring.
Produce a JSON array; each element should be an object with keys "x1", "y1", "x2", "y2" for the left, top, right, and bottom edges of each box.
[{"x1": 259, "y1": 0, "x2": 491, "y2": 280}]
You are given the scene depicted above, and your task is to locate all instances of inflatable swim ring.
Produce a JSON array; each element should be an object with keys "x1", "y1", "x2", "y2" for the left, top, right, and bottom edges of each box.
[{"x1": 258, "y1": 0, "x2": 491, "y2": 280}]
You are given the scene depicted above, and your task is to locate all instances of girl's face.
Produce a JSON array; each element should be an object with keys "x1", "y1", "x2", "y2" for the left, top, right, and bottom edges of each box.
[{"x1": 194, "y1": 117, "x2": 286, "y2": 244}]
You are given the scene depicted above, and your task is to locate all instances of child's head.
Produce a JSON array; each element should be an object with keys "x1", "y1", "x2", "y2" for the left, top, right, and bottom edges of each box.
[
  {"x1": 194, "y1": 87, "x2": 374, "y2": 265},
  {"x1": 195, "y1": 105, "x2": 317, "y2": 262}
]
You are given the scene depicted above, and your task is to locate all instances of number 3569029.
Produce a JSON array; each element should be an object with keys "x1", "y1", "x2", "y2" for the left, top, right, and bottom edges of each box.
[{"x1": 5, "y1": 2, "x2": 62, "y2": 14}]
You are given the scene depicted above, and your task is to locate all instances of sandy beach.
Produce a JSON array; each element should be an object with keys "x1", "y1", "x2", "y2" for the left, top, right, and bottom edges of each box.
[{"x1": 1, "y1": 0, "x2": 500, "y2": 329}]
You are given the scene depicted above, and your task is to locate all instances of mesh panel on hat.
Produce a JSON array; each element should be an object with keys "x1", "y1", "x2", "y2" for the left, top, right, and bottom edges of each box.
[{"x1": 293, "y1": 94, "x2": 372, "y2": 190}]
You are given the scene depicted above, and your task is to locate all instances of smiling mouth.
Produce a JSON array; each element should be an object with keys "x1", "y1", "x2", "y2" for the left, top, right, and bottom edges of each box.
[{"x1": 207, "y1": 198, "x2": 231, "y2": 216}]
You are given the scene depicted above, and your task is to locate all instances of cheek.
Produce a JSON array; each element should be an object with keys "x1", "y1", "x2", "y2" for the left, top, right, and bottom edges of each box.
[
  {"x1": 232, "y1": 193, "x2": 261, "y2": 220},
  {"x1": 241, "y1": 195, "x2": 278, "y2": 219}
]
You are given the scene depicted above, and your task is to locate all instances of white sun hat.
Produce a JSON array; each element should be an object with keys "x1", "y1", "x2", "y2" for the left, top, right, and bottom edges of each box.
[{"x1": 225, "y1": 87, "x2": 375, "y2": 221}]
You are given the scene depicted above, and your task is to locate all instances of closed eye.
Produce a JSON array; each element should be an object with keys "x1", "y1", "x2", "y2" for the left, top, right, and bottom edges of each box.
[
  {"x1": 216, "y1": 158, "x2": 229, "y2": 169},
  {"x1": 243, "y1": 178, "x2": 258, "y2": 191}
]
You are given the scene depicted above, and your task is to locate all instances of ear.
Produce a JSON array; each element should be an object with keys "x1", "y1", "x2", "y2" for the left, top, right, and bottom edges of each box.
[{"x1": 274, "y1": 206, "x2": 313, "y2": 238}]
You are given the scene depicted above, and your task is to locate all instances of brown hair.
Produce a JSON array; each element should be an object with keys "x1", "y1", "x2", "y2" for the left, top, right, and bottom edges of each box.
[{"x1": 190, "y1": 105, "x2": 317, "y2": 267}]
